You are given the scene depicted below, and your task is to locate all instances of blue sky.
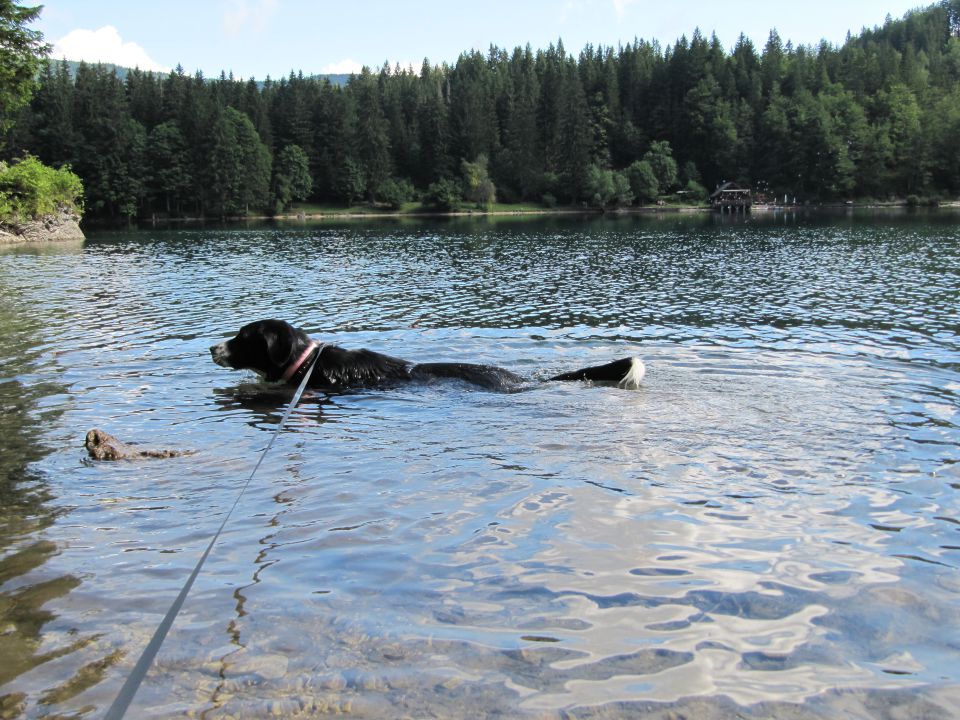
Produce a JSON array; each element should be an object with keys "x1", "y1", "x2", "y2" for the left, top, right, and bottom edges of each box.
[{"x1": 37, "y1": 0, "x2": 928, "y2": 79}]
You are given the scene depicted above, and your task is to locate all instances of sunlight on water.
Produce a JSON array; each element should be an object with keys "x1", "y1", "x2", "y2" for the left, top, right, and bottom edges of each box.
[{"x1": 0, "y1": 212, "x2": 958, "y2": 718}]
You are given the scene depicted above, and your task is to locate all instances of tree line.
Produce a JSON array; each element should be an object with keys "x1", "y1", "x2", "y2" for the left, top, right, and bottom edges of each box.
[{"x1": 5, "y1": 1, "x2": 960, "y2": 219}]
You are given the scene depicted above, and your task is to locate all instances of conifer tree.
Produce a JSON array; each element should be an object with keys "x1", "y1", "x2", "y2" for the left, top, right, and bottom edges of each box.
[
  {"x1": 0, "y1": 0, "x2": 47, "y2": 137},
  {"x1": 11, "y1": 2, "x2": 960, "y2": 216}
]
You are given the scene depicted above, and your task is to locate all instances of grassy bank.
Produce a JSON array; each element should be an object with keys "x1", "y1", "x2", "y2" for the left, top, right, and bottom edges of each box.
[
  {"x1": 276, "y1": 200, "x2": 711, "y2": 219},
  {"x1": 133, "y1": 197, "x2": 960, "y2": 226}
]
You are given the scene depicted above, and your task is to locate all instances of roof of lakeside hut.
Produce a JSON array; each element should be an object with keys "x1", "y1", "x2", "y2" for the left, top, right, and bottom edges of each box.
[{"x1": 709, "y1": 181, "x2": 751, "y2": 199}]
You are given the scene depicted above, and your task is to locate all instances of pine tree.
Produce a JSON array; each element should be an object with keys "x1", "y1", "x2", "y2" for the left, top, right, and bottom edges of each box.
[
  {"x1": 206, "y1": 106, "x2": 240, "y2": 217},
  {"x1": 145, "y1": 120, "x2": 191, "y2": 215},
  {"x1": 273, "y1": 143, "x2": 312, "y2": 211},
  {"x1": 9, "y1": 2, "x2": 960, "y2": 214},
  {"x1": 415, "y1": 61, "x2": 451, "y2": 185},
  {"x1": 0, "y1": 0, "x2": 47, "y2": 137},
  {"x1": 556, "y1": 56, "x2": 593, "y2": 202},
  {"x1": 351, "y1": 69, "x2": 391, "y2": 200}
]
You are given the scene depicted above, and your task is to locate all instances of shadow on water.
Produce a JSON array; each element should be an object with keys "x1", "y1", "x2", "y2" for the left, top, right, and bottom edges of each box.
[{"x1": 211, "y1": 383, "x2": 350, "y2": 430}]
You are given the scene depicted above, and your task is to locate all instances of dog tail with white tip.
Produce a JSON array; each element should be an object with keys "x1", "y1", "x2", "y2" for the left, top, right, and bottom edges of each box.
[{"x1": 549, "y1": 357, "x2": 646, "y2": 390}]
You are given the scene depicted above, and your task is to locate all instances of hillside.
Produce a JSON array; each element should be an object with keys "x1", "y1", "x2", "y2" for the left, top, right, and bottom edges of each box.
[
  {"x1": 52, "y1": 59, "x2": 352, "y2": 87},
  {"x1": 7, "y1": 2, "x2": 960, "y2": 219}
]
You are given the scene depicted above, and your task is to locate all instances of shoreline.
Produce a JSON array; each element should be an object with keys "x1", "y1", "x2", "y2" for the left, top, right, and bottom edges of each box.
[
  {"x1": 0, "y1": 209, "x2": 85, "y2": 244},
  {"x1": 132, "y1": 199, "x2": 960, "y2": 226},
  {"x1": 143, "y1": 205, "x2": 700, "y2": 223},
  {"x1": 13, "y1": 199, "x2": 958, "y2": 235},
  {"x1": 274, "y1": 205, "x2": 711, "y2": 221}
]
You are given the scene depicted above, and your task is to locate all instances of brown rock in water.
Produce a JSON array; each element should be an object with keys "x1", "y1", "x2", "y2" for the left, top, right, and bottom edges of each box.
[{"x1": 85, "y1": 428, "x2": 190, "y2": 460}]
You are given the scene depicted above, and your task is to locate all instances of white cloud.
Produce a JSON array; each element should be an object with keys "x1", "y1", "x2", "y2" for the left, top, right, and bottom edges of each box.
[
  {"x1": 613, "y1": 0, "x2": 638, "y2": 17},
  {"x1": 321, "y1": 59, "x2": 363, "y2": 75},
  {"x1": 223, "y1": 0, "x2": 279, "y2": 35},
  {"x1": 51, "y1": 26, "x2": 169, "y2": 72},
  {"x1": 559, "y1": 0, "x2": 581, "y2": 23}
]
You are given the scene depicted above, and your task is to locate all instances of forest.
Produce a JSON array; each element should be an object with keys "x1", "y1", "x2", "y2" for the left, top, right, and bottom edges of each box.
[{"x1": 4, "y1": 1, "x2": 960, "y2": 219}]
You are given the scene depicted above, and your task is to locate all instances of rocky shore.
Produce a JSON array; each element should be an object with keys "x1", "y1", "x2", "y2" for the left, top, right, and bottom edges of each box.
[{"x1": 0, "y1": 208, "x2": 84, "y2": 244}]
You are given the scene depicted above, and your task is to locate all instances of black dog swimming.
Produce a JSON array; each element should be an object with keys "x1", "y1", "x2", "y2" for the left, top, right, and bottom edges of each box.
[{"x1": 210, "y1": 319, "x2": 645, "y2": 392}]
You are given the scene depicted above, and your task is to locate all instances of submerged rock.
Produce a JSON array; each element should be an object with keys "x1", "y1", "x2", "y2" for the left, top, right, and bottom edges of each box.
[{"x1": 84, "y1": 428, "x2": 191, "y2": 461}]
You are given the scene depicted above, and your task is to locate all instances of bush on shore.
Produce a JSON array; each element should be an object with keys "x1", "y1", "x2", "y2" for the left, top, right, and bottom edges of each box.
[{"x1": 0, "y1": 156, "x2": 84, "y2": 222}]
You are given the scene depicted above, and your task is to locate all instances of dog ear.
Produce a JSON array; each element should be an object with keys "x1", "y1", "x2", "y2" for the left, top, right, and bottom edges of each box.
[{"x1": 265, "y1": 322, "x2": 296, "y2": 369}]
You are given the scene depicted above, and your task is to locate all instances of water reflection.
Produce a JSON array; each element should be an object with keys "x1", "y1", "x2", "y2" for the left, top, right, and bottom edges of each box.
[
  {"x1": 0, "y1": 305, "x2": 88, "y2": 709},
  {"x1": 0, "y1": 213, "x2": 958, "y2": 717}
]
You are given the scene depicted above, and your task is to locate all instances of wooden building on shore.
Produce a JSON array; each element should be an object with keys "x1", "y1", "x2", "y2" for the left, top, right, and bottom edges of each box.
[{"x1": 710, "y1": 182, "x2": 752, "y2": 213}]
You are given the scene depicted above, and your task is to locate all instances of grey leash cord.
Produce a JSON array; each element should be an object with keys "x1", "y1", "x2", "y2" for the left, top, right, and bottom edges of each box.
[{"x1": 104, "y1": 353, "x2": 319, "y2": 720}]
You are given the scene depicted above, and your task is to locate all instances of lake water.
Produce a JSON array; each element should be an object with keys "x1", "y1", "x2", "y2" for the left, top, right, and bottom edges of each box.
[{"x1": 1, "y1": 210, "x2": 959, "y2": 718}]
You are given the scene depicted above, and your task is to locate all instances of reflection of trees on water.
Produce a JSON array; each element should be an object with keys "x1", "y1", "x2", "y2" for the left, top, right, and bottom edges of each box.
[
  {"x1": 0, "y1": 377, "x2": 58, "y2": 531},
  {"x1": 0, "y1": 304, "x2": 92, "y2": 710},
  {"x1": 0, "y1": 302, "x2": 64, "y2": 556},
  {"x1": 0, "y1": 376, "x2": 76, "y2": 708}
]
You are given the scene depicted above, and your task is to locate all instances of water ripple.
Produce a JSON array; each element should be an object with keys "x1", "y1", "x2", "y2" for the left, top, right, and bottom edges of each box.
[{"x1": 0, "y1": 213, "x2": 958, "y2": 717}]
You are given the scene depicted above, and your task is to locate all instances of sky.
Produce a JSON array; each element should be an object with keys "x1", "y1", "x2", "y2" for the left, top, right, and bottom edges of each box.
[{"x1": 36, "y1": 0, "x2": 929, "y2": 79}]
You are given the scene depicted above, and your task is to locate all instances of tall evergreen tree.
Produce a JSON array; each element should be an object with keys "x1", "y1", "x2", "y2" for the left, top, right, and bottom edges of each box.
[
  {"x1": 70, "y1": 63, "x2": 145, "y2": 217},
  {"x1": 23, "y1": 60, "x2": 78, "y2": 167},
  {"x1": 556, "y1": 56, "x2": 593, "y2": 201},
  {"x1": 498, "y1": 45, "x2": 541, "y2": 199},
  {"x1": 0, "y1": 0, "x2": 47, "y2": 138},
  {"x1": 12, "y1": 1, "x2": 960, "y2": 216},
  {"x1": 416, "y1": 61, "x2": 452, "y2": 185},
  {"x1": 206, "y1": 106, "x2": 241, "y2": 217},
  {"x1": 351, "y1": 69, "x2": 391, "y2": 200},
  {"x1": 232, "y1": 107, "x2": 272, "y2": 214},
  {"x1": 145, "y1": 120, "x2": 191, "y2": 215},
  {"x1": 273, "y1": 143, "x2": 312, "y2": 211}
]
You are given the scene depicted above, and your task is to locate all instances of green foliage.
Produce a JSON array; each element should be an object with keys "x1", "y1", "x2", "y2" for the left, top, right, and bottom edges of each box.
[
  {"x1": 423, "y1": 178, "x2": 462, "y2": 211},
  {"x1": 351, "y1": 68, "x2": 392, "y2": 201},
  {"x1": 377, "y1": 177, "x2": 415, "y2": 210},
  {"x1": 207, "y1": 107, "x2": 272, "y2": 216},
  {"x1": 334, "y1": 157, "x2": 365, "y2": 206},
  {"x1": 0, "y1": 1, "x2": 47, "y2": 136},
  {"x1": 683, "y1": 179, "x2": 709, "y2": 201},
  {"x1": 230, "y1": 107, "x2": 272, "y2": 214},
  {"x1": 0, "y1": 155, "x2": 83, "y2": 221},
  {"x1": 7, "y1": 3, "x2": 960, "y2": 218},
  {"x1": 64, "y1": 63, "x2": 146, "y2": 217},
  {"x1": 207, "y1": 109, "x2": 240, "y2": 215},
  {"x1": 612, "y1": 171, "x2": 634, "y2": 207},
  {"x1": 642, "y1": 141, "x2": 678, "y2": 192},
  {"x1": 585, "y1": 165, "x2": 614, "y2": 208},
  {"x1": 146, "y1": 120, "x2": 191, "y2": 215},
  {"x1": 927, "y1": 86, "x2": 960, "y2": 193},
  {"x1": 461, "y1": 154, "x2": 496, "y2": 208},
  {"x1": 273, "y1": 143, "x2": 312, "y2": 213},
  {"x1": 626, "y1": 160, "x2": 659, "y2": 203},
  {"x1": 585, "y1": 165, "x2": 633, "y2": 208}
]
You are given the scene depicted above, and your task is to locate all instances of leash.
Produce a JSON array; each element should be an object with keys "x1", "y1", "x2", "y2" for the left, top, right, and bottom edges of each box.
[{"x1": 104, "y1": 349, "x2": 320, "y2": 720}]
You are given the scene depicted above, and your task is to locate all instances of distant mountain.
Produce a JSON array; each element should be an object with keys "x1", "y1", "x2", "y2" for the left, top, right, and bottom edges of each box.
[
  {"x1": 49, "y1": 59, "x2": 353, "y2": 87},
  {"x1": 50, "y1": 58, "x2": 131, "y2": 80},
  {"x1": 313, "y1": 74, "x2": 352, "y2": 87}
]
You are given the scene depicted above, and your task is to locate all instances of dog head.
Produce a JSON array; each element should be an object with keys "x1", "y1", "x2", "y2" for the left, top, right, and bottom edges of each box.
[{"x1": 210, "y1": 319, "x2": 309, "y2": 381}]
